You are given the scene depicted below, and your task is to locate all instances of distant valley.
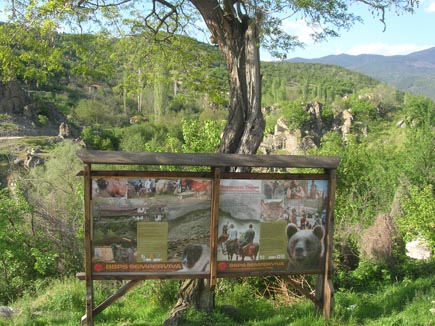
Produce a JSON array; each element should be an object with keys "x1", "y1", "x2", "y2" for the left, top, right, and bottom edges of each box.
[{"x1": 288, "y1": 46, "x2": 435, "y2": 101}]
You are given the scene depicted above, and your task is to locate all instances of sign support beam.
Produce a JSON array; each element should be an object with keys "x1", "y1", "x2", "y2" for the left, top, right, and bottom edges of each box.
[{"x1": 83, "y1": 164, "x2": 94, "y2": 326}]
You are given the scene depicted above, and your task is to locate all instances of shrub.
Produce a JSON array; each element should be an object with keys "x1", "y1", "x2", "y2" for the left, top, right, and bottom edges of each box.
[
  {"x1": 37, "y1": 114, "x2": 49, "y2": 126},
  {"x1": 360, "y1": 214, "x2": 404, "y2": 268},
  {"x1": 398, "y1": 184, "x2": 435, "y2": 251},
  {"x1": 81, "y1": 126, "x2": 119, "y2": 150}
]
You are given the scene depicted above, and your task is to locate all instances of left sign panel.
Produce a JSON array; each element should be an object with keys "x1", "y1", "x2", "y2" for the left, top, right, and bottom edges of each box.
[{"x1": 91, "y1": 177, "x2": 212, "y2": 274}]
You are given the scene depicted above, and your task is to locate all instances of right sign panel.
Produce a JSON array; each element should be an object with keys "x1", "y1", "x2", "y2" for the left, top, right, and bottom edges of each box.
[{"x1": 217, "y1": 179, "x2": 328, "y2": 274}]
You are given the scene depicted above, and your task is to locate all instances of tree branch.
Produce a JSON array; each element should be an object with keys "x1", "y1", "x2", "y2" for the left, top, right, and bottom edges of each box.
[
  {"x1": 356, "y1": 0, "x2": 387, "y2": 31},
  {"x1": 144, "y1": 0, "x2": 180, "y2": 36}
]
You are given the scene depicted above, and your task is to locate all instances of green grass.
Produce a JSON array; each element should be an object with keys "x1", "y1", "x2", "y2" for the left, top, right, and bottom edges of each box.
[
  {"x1": 1, "y1": 275, "x2": 435, "y2": 326},
  {"x1": 0, "y1": 121, "x2": 20, "y2": 132},
  {"x1": 0, "y1": 136, "x2": 57, "y2": 164}
]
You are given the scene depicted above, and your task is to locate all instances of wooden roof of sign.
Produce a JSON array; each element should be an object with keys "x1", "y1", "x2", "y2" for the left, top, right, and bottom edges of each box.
[{"x1": 76, "y1": 149, "x2": 340, "y2": 169}]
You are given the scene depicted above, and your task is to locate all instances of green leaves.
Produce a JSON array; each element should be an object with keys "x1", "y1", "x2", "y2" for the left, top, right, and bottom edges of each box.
[
  {"x1": 399, "y1": 184, "x2": 435, "y2": 251},
  {"x1": 0, "y1": 23, "x2": 70, "y2": 87},
  {"x1": 181, "y1": 119, "x2": 223, "y2": 153},
  {"x1": 31, "y1": 247, "x2": 59, "y2": 276},
  {"x1": 0, "y1": 186, "x2": 38, "y2": 303}
]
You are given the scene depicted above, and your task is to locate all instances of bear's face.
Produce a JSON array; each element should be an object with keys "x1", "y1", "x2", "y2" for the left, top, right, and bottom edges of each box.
[{"x1": 286, "y1": 224, "x2": 324, "y2": 270}]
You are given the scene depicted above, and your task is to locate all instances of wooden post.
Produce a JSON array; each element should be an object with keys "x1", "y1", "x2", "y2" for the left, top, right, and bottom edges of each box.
[
  {"x1": 209, "y1": 167, "x2": 221, "y2": 290},
  {"x1": 83, "y1": 164, "x2": 94, "y2": 326},
  {"x1": 81, "y1": 280, "x2": 142, "y2": 324},
  {"x1": 323, "y1": 169, "x2": 337, "y2": 319}
]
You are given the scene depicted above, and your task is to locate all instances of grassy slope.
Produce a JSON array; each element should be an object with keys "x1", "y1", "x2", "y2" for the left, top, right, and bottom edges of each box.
[{"x1": 1, "y1": 273, "x2": 434, "y2": 326}]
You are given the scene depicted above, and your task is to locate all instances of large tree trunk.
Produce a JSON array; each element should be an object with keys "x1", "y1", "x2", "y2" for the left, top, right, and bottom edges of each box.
[
  {"x1": 164, "y1": 2, "x2": 265, "y2": 325},
  {"x1": 217, "y1": 15, "x2": 264, "y2": 155},
  {"x1": 163, "y1": 279, "x2": 214, "y2": 326},
  {"x1": 191, "y1": 0, "x2": 265, "y2": 155}
]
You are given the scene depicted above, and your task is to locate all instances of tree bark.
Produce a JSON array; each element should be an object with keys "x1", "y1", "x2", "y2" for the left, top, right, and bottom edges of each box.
[
  {"x1": 164, "y1": 2, "x2": 265, "y2": 325},
  {"x1": 191, "y1": 0, "x2": 265, "y2": 155},
  {"x1": 163, "y1": 279, "x2": 214, "y2": 326},
  {"x1": 218, "y1": 12, "x2": 264, "y2": 155}
]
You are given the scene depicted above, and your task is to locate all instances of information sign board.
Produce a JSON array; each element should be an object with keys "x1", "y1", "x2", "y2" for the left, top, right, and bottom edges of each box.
[
  {"x1": 76, "y1": 150, "x2": 339, "y2": 325},
  {"x1": 89, "y1": 175, "x2": 329, "y2": 276},
  {"x1": 91, "y1": 177, "x2": 212, "y2": 274}
]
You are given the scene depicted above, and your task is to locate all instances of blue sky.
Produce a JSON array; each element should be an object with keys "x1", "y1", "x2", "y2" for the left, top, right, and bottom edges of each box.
[{"x1": 268, "y1": 0, "x2": 435, "y2": 60}]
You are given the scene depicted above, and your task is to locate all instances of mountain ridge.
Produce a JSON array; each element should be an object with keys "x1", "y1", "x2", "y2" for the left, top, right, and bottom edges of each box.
[{"x1": 287, "y1": 46, "x2": 435, "y2": 101}]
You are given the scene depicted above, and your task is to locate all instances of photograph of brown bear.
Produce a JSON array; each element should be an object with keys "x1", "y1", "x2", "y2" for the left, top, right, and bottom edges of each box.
[{"x1": 286, "y1": 223, "x2": 324, "y2": 270}]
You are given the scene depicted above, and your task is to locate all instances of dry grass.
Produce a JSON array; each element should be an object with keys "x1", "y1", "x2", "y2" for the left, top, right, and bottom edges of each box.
[{"x1": 361, "y1": 213, "x2": 402, "y2": 267}]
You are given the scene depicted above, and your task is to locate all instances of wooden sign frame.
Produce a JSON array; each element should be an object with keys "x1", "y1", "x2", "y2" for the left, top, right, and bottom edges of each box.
[{"x1": 76, "y1": 149, "x2": 339, "y2": 325}]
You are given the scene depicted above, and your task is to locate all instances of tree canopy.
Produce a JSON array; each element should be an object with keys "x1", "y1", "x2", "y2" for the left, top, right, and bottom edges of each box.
[
  {"x1": 1, "y1": 0, "x2": 419, "y2": 156},
  {"x1": 2, "y1": 1, "x2": 418, "y2": 57}
]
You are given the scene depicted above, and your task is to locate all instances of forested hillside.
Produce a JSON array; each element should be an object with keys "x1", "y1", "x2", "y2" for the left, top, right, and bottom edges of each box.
[
  {"x1": 288, "y1": 46, "x2": 435, "y2": 101},
  {"x1": 1, "y1": 25, "x2": 435, "y2": 325}
]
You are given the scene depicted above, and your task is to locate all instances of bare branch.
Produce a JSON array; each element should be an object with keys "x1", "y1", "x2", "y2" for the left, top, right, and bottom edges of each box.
[
  {"x1": 357, "y1": 0, "x2": 387, "y2": 31},
  {"x1": 356, "y1": 0, "x2": 419, "y2": 32},
  {"x1": 151, "y1": 0, "x2": 179, "y2": 34},
  {"x1": 79, "y1": 0, "x2": 133, "y2": 8}
]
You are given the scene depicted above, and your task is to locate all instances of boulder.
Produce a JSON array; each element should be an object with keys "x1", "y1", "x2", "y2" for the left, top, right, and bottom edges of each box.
[
  {"x1": 58, "y1": 122, "x2": 70, "y2": 138},
  {"x1": 406, "y1": 238, "x2": 432, "y2": 260},
  {"x1": 0, "y1": 80, "x2": 29, "y2": 115},
  {"x1": 0, "y1": 306, "x2": 16, "y2": 317}
]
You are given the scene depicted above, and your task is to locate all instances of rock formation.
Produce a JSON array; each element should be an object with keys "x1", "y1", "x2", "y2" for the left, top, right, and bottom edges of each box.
[{"x1": 0, "y1": 80, "x2": 30, "y2": 115}]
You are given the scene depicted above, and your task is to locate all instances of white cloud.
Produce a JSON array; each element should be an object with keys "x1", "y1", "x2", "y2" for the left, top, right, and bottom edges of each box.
[
  {"x1": 425, "y1": 0, "x2": 435, "y2": 12},
  {"x1": 344, "y1": 43, "x2": 433, "y2": 56},
  {"x1": 281, "y1": 18, "x2": 319, "y2": 44}
]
